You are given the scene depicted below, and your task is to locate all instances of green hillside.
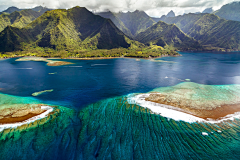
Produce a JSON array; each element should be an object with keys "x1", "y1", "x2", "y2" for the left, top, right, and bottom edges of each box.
[
  {"x1": 214, "y1": 2, "x2": 240, "y2": 21},
  {"x1": 97, "y1": 10, "x2": 156, "y2": 37},
  {"x1": 0, "y1": 9, "x2": 42, "y2": 32},
  {"x1": 160, "y1": 13, "x2": 240, "y2": 50},
  {"x1": 95, "y1": 11, "x2": 133, "y2": 37},
  {"x1": 0, "y1": 7, "x2": 142, "y2": 52},
  {"x1": 159, "y1": 13, "x2": 205, "y2": 33},
  {"x1": 135, "y1": 21, "x2": 201, "y2": 50},
  {"x1": 115, "y1": 10, "x2": 156, "y2": 37},
  {"x1": 187, "y1": 14, "x2": 240, "y2": 50}
]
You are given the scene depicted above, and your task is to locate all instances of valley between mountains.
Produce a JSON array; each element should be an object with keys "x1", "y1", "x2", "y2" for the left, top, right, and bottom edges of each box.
[{"x1": 1, "y1": 2, "x2": 240, "y2": 59}]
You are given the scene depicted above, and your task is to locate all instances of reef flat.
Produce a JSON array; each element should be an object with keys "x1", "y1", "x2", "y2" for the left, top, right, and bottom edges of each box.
[
  {"x1": 130, "y1": 82, "x2": 240, "y2": 122},
  {"x1": 0, "y1": 93, "x2": 58, "y2": 132},
  {"x1": 32, "y1": 89, "x2": 53, "y2": 96},
  {"x1": 0, "y1": 104, "x2": 50, "y2": 124},
  {"x1": 1, "y1": 92, "x2": 240, "y2": 159},
  {"x1": 16, "y1": 57, "x2": 74, "y2": 66}
]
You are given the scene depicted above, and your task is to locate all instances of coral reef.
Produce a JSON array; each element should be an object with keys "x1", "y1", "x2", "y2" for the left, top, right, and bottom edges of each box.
[{"x1": 16, "y1": 57, "x2": 73, "y2": 66}]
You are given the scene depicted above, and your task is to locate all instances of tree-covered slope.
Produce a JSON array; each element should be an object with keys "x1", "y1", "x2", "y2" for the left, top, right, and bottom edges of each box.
[
  {"x1": 159, "y1": 13, "x2": 205, "y2": 33},
  {"x1": 135, "y1": 21, "x2": 201, "y2": 50},
  {"x1": 0, "y1": 6, "x2": 137, "y2": 52},
  {"x1": 0, "y1": 9, "x2": 42, "y2": 32},
  {"x1": 95, "y1": 11, "x2": 133, "y2": 37},
  {"x1": 187, "y1": 14, "x2": 240, "y2": 50},
  {"x1": 159, "y1": 13, "x2": 240, "y2": 50},
  {"x1": 115, "y1": 10, "x2": 156, "y2": 37},
  {"x1": 0, "y1": 26, "x2": 32, "y2": 52},
  {"x1": 214, "y1": 2, "x2": 240, "y2": 22}
]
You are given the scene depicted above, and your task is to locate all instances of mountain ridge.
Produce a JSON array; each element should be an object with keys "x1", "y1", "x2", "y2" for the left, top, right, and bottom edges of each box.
[
  {"x1": 97, "y1": 10, "x2": 156, "y2": 37},
  {"x1": 0, "y1": 9, "x2": 42, "y2": 32},
  {"x1": 159, "y1": 13, "x2": 240, "y2": 50},
  {"x1": 214, "y1": 1, "x2": 240, "y2": 22},
  {"x1": 0, "y1": 6, "x2": 142, "y2": 52},
  {"x1": 135, "y1": 21, "x2": 201, "y2": 50}
]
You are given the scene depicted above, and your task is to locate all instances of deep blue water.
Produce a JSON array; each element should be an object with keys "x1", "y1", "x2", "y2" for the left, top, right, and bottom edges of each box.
[
  {"x1": 1, "y1": 51, "x2": 240, "y2": 110},
  {"x1": 2, "y1": 52, "x2": 240, "y2": 160}
]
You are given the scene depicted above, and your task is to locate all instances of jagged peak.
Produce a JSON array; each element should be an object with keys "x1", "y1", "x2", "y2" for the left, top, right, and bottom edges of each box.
[
  {"x1": 68, "y1": 6, "x2": 91, "y2": 13},
  {"x1": 166, "y1": 10, "x2": 175, "y2": 17}
]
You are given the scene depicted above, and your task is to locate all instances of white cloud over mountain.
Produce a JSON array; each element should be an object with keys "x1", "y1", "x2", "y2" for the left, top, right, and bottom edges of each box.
[{"x1": 0, "y1": 0, "x2": 238, "y2": 17}]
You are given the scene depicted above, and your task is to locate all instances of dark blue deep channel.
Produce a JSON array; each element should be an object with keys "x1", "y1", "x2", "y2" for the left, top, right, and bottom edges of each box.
[{"x1": 1, "y1": 51, "x2": 240, "y2": 110}]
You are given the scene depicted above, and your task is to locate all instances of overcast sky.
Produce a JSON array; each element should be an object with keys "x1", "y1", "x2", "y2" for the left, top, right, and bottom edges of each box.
[{"x1": 0, "y1": 0, "x2": 238, "y2": 17}]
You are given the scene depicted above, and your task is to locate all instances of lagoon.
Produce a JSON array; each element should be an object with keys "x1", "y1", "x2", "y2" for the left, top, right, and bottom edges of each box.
[
  {"x1": 1, "y1": 51, "x2": 240, "y2": 110},
  {"x1": 1, "y1": 51, "x2": 240, "y2": 159}
]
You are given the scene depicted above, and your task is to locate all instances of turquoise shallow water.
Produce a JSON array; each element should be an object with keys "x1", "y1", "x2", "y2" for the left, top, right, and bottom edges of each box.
[{"x1": 1, "y1": 52, "x2": 240, "y2": 159}]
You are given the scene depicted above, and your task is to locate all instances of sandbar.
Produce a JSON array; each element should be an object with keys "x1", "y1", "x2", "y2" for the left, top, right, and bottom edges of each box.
[
  {"x1": 32, "y1": 89, "x2": 53, "y2": 96},
  {"x1": 16, "y1": 57, "x2": 74, "y2": 66}
]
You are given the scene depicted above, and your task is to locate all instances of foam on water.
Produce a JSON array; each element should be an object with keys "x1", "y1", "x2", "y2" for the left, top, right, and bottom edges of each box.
[
  {"x1": 0, "y1": 106, "x2": 53, "y2": 132},
  {"x1": 13, "y1": 68, "x2": 33, "y2": 69},
  {"x1": 91, "y1": 64, "x2": 109, "y2": 66},
  {"x1": 64, "y1": 66, "x2": 82, "y2": 67},
  {"x1": 127, "y1": 93, "x2": 240, "y2": 123}
]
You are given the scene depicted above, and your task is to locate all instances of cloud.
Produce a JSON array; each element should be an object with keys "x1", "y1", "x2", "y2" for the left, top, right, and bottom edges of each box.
[{"x1": 0, "y1": 0, "x2": 239, "y2": 16}]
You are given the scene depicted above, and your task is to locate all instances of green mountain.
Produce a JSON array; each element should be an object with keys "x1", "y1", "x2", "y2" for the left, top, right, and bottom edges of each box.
[
  {"x1": 0, "y1": 6, "x2": 141, "y2": 52},
  {"x1": 0, "y1": 9, "x2": 42, "y2": 32},
  {"x1": 214, "y1": 2, "x2": 240, "y2": 21},
  {"x1": 187, "y1": 14, "x2": 240, "y2": 50},
  {"x1": 1, "y1": 6, "x2": 22, "y2": 14},
  {"x1": 0, "y1": 6, "x2": 52, "y2": 16},
  {"x1": 160, "y1": 13, "x2": 240, "y2": 50},
  {"x1": 135, "y1": 21, "x2": 201, "y2": 50},
  {"x1": 97, "y1": 10, "x2": 156, "y2": 37},
  {"x1": 159, "y1": 13, "x2": 204, "y2": 33},
  {"x1": 95, "y1": 11, "x2": 133, "y2": 37},
  {"x1": 115, "y1": 10, "x2": 156, "y2": 37}
]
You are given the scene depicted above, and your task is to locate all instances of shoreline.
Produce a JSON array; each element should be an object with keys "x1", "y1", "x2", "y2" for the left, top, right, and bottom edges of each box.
[
  {"x1": 1, "y1": 53, "x2": 182, "y2": 61},
  {"x1": 59, "y1": 54, "x2": 181, "y2": 60},
  {"x1": 0, "y1": 106, "x2": 53, "y2": 132},
  {"x1": 128, "y1": 93, "x2": 240, "y2": 123}
]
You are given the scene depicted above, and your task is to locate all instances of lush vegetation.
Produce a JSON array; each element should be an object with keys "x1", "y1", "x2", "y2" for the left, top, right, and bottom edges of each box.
[
  {"x1": 116, "y1": 10, "x2": 156, "y2": 37},
  {"x1": 135, "y1": 21, "x2": 201, "y2": 50},
  {"x1": 97, "y1": 10, "x2": 156, "y2": 37},
  {"x1": 213, "y1": 2, "x2": 240, "y2": 22},
  {"x1": 95, "y1": 11, "x2": 132, "y2": 37},
  {"x1": 159, "y1": 13, "x2": 240, "y2": 50},
  {"x1": 0, "y1": 7, "x2": 138, "y2": 52},
  {"x1": 0, "y1": 44, "x2": 179, "y2": 59},
  {"x1": 0, "y1": 10, "x2": 42, "y2": 32}
]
